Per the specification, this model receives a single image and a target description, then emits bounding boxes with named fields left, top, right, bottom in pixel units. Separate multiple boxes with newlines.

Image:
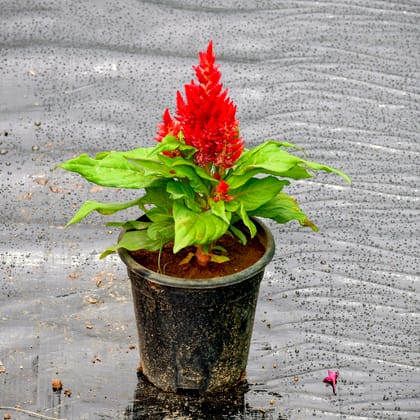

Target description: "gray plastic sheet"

left=1, top=0, right=419, bottom=419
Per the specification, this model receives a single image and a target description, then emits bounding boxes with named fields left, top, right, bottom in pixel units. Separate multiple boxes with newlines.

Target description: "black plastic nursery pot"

left=118, top=218, right=275, bottom=393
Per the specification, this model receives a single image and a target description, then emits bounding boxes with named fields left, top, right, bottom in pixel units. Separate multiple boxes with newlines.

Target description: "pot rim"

left=118, top=217, right=275, bottom=289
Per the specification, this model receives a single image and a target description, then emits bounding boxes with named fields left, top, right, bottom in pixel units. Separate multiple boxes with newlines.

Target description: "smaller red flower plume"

left=214, top=180, right=233, bottom=202
left=155, top=108, right=181, bottom=142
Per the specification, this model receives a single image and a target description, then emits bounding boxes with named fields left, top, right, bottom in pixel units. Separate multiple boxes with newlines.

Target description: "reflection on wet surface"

left=126, top=374, right=285, bottom=419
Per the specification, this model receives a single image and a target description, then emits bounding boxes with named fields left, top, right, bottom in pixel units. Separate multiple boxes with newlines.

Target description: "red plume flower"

left=156, top=41, right=244, bottom=170
left=214, top=180, right=234, bottom=202
left=155, top=108, right=181, bottom=142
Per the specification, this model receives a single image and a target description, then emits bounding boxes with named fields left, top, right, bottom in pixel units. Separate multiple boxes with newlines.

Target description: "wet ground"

left=0, top=0, right=419, bottom=419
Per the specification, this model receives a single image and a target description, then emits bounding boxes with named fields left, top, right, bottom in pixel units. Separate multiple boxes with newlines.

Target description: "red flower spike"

left=162, top=150, right=182, bottom=158
left=214, top=180, right=233, bottom=202
left=155, top=108, right=181, bottom=142
left=174, top=41, right=244, bottom=170
left=323, top=370, right=339, bottom=395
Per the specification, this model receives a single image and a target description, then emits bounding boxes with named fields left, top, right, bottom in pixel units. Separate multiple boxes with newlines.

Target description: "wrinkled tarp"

left=1, top=0, right=419, bottom=419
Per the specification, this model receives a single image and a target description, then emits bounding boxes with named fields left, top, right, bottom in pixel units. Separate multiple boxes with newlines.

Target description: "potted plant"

left=57, top=41, right=350, bottom=393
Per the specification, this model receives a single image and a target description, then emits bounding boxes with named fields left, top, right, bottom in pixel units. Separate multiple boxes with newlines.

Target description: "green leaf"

left=167, top=181, right=202, bottom=212
left=146, top=205, right=172, bottom=222
left=147, top=218, right=175, bottom=242
left=152, top=135, right=183, bottom=155
left=105, top=220, right=150, bottom=230
left=58, top=152, right=156, bottom=189
left=265, top=140, right=306, bottom=154
left=159, top=155, right=215, bottom=183
left=229, top=225, right=247, bottom=245
left=249, top=192, right=318, bottom=231
left=225, top=200, right=240, bottom=212
left=300, top=159, right=351, bottom=185
left=170, top=166, right=211, bottom=195
left=93, top=151, right=110, bottom=160
left=104, top=147, right=153, bottom=160
left=213, top=245, right=227, bottom=253
left=210, top=254, right=230, bottom=263
left=94, top=149, right=149, bottom=161
left=100, top=229, right=162, bottom=259
left=156, top=134, right=197, bottom=159
left=65, top=198, right=143, bottom=227
left=230, top=176, right=289, bottom=211
left=227, top=141, right=350, bottom=188
left=226, top=142, right=303, bottom=188
left=146, top=134, right=197, bottom=159
left=159, top=155, right=215, bottom=194
left=172, top=201, right=229, bottom=253
left=177, top=144, right=198, bottom=160
left=140, top=181, right=171, bottom=207
left=238, top=203, right=257, bottom=237
left=125, top=158, right=168, bottom=177
left=209, top=199, right=231, bottom=225
left=127, top=154, right=212, bottom=196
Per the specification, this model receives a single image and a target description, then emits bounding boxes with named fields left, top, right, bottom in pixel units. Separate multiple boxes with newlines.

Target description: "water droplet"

left=32, top=145, right=40, bottom=152
left=0, top=149, right=8, bottom=155
left=34, top=121, right=41, bottom=127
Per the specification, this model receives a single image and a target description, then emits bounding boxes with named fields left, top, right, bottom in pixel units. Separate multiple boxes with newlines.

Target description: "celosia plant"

left=58, top=41, right=350, bottom=267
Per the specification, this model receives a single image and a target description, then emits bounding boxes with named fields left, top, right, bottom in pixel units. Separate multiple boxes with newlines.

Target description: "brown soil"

left=129, top=229, right=265, bottom=279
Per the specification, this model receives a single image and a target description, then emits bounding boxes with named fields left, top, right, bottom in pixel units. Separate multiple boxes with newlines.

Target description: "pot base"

left=129, top=269, right=264, bottom=393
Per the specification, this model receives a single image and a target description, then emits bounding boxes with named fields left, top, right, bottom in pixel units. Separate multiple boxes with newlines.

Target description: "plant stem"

left=195, top=245, right=211, bottom=267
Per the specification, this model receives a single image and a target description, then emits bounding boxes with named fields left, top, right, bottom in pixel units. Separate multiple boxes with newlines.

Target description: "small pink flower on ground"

left=323, top=370, right=339, bottom=395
